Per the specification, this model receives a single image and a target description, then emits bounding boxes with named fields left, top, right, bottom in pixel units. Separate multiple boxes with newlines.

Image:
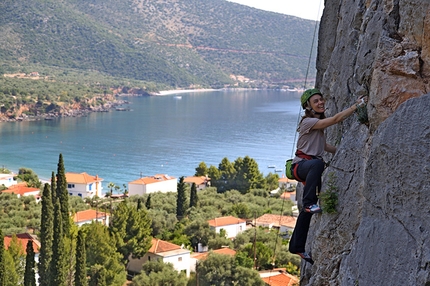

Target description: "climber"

left=288, top=88, right=367, bottom=264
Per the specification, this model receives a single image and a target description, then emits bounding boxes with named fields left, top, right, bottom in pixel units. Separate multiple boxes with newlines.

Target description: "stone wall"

left=300, top=0, right=430, bottom=284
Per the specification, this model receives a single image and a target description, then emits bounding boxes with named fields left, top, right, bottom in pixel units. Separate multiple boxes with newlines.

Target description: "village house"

left=0, top=173, right=17, bottom=188
left=65, top=172, right=103, bottom=198
left=2, top=183, right=41, bottom=201
left=254, top=214, right=297, bottom=234
left=189, top=247, right=236, bottom=272
left=128, top=174, right=176, bottom=196
left=183, top=176, right=211, bottom=191
left=73, top=209, right=110, bottom=227
left=278, top=177, right=297, bottom=191
left=127, top=238, right=190, bottom=278
left=259, top=269, right=299, bottom=286
left=280, top=191, right=296, bottom=203
left=207, top=216, right=246, bottom=239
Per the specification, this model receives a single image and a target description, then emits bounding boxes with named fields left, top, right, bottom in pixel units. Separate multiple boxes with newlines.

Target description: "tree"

left=89, top=265, right=107, bottom=286
left=195, top=162, right=208, bottom=176
left=109, top=202, right=152, bottom=263
left=51, top=201, right=67, bottom=285
left=24, top=240, right=36, bottom=286
left=56, top=154, right=70, bottom=235
left=131, top=260, right=188, bottom=286
left=50, top=171, right=56, bottom=202
left=197, top=253, right=264, bottom=286
left=217, top=157, right=236, bottom=192
left=0, top=229, right=5, bottom=286
left=176, top=176, right=187, bottom=220
left=136, top=198, right=143, bottom=210
left=7, top=235, right=25, bottom=284
left=145, top=194, right=152, bottom=209
left=75, top=230, right=88, bottom=286
left=14, top=168, right=42, bottom=188
left=189, top=183, right=198, bottom=208
left=38, top=183, right=54, bottom=285
left=82, top=223, right=126, bottom=286
left=184, top=219, right=215, bottom=250
left=233, top=156, right=265, bottom=193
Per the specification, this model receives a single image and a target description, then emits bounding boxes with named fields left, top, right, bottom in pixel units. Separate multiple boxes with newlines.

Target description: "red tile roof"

left=73, top=209, right=109, bottom=223
left=280, top=191, right=296, bottom=199
left=3, top=183, right=40, bottom=196
left=261, top=272, right=299, bottom=286
left=254, top=214, right=297, bottom=228
left=149, top=238, right=181, bottom=254
left=278, top=177, right=298, bottom=184
left=207, top=216, right=246, bottom=227
left=65, top=172, right=103, bottom=184
left=4, top=234, right=40, bottom=254
left=184, top=176, right=210, bottom=185
left=129, top=174, right=176, bottom=185
left=191, top=248, right=236, bottom=260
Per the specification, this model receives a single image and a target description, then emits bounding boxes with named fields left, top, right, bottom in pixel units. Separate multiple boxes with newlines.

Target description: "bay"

left=0, top=89, right=302, bottom=187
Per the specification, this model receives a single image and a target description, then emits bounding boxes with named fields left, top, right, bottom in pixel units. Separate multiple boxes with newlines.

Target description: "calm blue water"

left=0, top=89, right=301, bottom=187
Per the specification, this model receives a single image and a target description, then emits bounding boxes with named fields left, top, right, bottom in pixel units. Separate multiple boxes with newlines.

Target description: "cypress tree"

left=38, top=183, right=54, bottom=285
left=190, top=182, right=198, bottom=208
left=75, top=230, right=88, bottom=286
left=24, top=240, right=36, bottom=286
left=0, top=229, right=5, bottom=286
left=176, top=176, right=187, bottom=220
left=50, top=171, right=56, bottom=203
left=137, top=198, right=143, bottom=210
left=145, top=194, right=151, bottom=209
left=56, top=154, right=70, bottom=235
left=51, top=201, right=67, bottom=285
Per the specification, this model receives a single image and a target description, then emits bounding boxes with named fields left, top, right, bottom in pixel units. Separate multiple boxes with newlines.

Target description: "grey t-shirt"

left=292, top=117, right=326, bottom=164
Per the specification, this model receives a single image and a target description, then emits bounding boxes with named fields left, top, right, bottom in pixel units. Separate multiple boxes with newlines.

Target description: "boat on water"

left=275, top=169, right=283, bottom=172
left=267, top=165, right=276, bottom=168
left=173, top=95, right=182, bottom=99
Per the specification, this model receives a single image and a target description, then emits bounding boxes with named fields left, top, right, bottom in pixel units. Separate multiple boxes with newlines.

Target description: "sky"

left=226, top=0, right=324, bottom=21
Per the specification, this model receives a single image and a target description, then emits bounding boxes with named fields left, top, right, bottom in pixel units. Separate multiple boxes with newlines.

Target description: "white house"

left=128, top=174, right=177, bottom=196
left=207, top=216, right=246, bottom=239
left=183, top=176, right=211, bottom=191
left=73, top=209, right=110, bottom=227
left=65, top=172, right=103, bottom=198
left=0, top=173, right=16, bottom=188
left=127, top=238, right=190, bottom=278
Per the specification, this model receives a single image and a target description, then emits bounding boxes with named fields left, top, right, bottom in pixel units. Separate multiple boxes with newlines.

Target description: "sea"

left=0, top=89, right=302, bottom=188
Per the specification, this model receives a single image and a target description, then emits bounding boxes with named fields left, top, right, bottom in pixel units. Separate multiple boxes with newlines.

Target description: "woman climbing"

left=288, top=88, right=367, bottom=264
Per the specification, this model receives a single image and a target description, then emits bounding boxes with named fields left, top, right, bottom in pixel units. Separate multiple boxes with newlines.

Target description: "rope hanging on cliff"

left=289, top=8, right=321, bottom=159
left=270, top=1, right=324, bottom=271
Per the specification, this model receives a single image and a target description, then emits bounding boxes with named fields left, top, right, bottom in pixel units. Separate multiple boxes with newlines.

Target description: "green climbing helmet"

left=301, top=88, right=322, bottom=109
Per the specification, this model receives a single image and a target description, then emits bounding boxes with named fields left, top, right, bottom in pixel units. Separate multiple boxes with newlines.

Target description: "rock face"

left=300, top=0, right=430, bottom=285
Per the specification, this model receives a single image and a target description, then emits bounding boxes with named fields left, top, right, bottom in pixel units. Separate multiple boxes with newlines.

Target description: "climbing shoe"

left=296, top=252, right=314, bottom=265
left=305, top=204, right=322, bottom=214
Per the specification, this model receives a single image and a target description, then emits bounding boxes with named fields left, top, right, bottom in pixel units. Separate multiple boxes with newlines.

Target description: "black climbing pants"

left=289, top=158, right=325, bottom=254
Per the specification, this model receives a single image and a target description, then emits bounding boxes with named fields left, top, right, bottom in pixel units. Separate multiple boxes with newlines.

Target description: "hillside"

left=0, top=0, right=318, bottom=89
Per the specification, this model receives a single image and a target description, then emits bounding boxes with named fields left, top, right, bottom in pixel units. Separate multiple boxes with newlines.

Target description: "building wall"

left=127, top=252, right=190, bottom=277
left=67, top=182, right=102, bottom=198
left=145, top=179, right=177, bottom=194
left=213, top=222, right=246, bottom=238
left=129, top=179, right=177, bottom=196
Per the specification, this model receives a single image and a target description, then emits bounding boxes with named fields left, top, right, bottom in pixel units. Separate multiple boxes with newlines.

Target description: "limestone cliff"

left=299, top=0, right=430, bottom=285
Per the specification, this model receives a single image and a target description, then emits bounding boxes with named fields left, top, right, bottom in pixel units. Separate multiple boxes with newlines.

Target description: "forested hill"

left=0, top=0, right=318, bottom=89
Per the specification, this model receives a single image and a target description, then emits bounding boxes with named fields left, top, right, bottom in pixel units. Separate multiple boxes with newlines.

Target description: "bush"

left=319, top=172, right=338, bottom=214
